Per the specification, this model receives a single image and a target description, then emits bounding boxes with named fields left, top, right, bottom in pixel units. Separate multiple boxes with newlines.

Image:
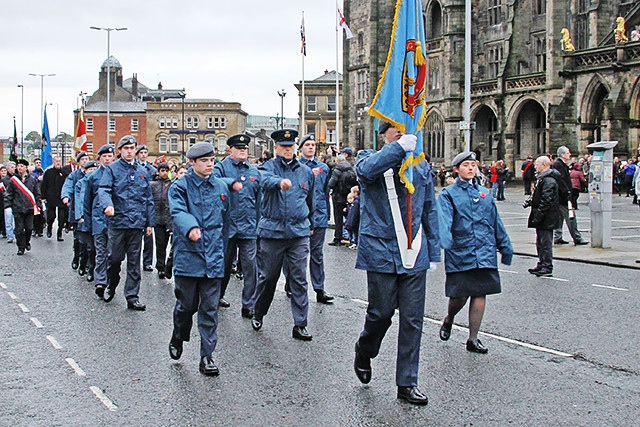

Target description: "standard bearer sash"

left=384, top=168, right=421, bottom=269
left=10, top=175, right=41, bottom=215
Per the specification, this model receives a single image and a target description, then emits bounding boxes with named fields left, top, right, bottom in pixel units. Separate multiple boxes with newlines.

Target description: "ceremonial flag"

left=337, top=6, right=354, bottom=39
left=41, top=106, right=53, bottom=169
left=74, top=107, right=88, bottom=152
left=300, top=14, right=307, bottom=56
left=368, top=0, right=427, bottom=194
left=10, top=117, right=18, bottom=163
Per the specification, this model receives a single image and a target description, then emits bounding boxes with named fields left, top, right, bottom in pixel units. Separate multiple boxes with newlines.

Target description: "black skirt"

left=445, top=268, right=501, bottom=298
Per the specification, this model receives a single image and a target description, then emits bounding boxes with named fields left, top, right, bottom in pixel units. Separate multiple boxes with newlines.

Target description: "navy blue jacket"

left=213, top=156, right=261, bottom=239
left=61, top=169, right=86, bottom=223
left=98, top=158, right=155, bottom=230
left=257, top=156, right=314, bottom=239
left=84, top=166, right=108, bottom=235
left=355, top=142, right=440, bottom=274
left=299, top=156, right=330, bottom=229
left=169, top=169, right=230, bottom=278
left=74, top=176, right=92, bottom=233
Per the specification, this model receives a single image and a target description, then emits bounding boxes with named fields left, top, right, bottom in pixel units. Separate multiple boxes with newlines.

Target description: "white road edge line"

left=46, top=335, right=62, bottom=349
left=0, top=282, right=7, bottom=289
left=30, top=317, right=44, bottom=328
left=66, top=358, right=87, bottom=376
left=539, top=276, right=569, bottom=282
left=90, top=386, right=118, bottom=411
left=592, top=284, right=629, bottom=292
left=18, top=303, right=30, bottom=313
left=7, top=292, right=18, bottom=300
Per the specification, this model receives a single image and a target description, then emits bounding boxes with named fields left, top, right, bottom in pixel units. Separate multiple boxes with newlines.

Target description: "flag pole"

left=335, top=0, right=340, bottom=151
left=301, top=11, right=306, bottom=136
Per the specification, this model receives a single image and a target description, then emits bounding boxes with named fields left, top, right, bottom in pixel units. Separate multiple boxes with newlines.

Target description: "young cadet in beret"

left=6, top=159, right=41, bottom=255
left=61, top=151, right=91, bottom=268
left=168, top=141, right=241, bottom=376
left=136, top=144, right=157, bottom=272
left=98, top=135, right=155, bottom=311
left=74, top=161, right=99, bottom=281
left=437, top=151, right=513, bottom=354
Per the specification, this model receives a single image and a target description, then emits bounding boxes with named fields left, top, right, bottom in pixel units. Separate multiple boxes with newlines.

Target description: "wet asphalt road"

left=1, top=195, right=639, bottom=426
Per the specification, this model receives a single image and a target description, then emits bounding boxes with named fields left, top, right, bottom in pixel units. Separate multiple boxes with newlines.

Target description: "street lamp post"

left=28, top=73, right=56, bottom=132
left=277, top=89, right=286, bottom=129
left=90, top=26, right=128, bottom=146
left=17, top=84, right=24, bottom=158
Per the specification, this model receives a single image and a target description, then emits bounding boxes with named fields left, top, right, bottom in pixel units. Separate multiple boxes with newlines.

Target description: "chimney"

left=158, top=82, right=163, bottom=90
left=132, top=73, right=139, bottom=98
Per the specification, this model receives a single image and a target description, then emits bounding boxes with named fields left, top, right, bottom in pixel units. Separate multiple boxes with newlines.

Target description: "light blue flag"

left=41, top=106, right=53, bottom=169
left=368, top=0, right=427, bottom=194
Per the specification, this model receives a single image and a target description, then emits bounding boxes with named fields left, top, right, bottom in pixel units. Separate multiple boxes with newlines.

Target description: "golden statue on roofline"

left=561, top=28, right=575, bottom=52
left=615, top=17, right=629, bottom=43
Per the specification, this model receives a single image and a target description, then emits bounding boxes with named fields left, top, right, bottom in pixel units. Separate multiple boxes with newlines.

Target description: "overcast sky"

left=0, top=0, right=350, bottom=138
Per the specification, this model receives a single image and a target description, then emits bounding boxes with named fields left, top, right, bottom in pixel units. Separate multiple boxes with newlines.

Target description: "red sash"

left=10, top=175, right=41, bottom=215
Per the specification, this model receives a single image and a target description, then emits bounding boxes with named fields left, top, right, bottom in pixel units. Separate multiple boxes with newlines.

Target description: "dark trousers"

left=153, top=225, right=171, bottom=273
left=254, top=237, right=310, bottom=327
left=554, top=205, right=583, bottom=243
left=221, top=237, right=258, bottom=309
left=535, top=228, right=554, bottom=271
left=77, top=231, right=95, bottom=274
left=33, top=204, right=45, bottom=234
left=93, top=232, right=109, bottom=286
left=107, top=228, right=143, bottom=302
left=332, top=199, right=347, bottom=241
left=13, top=211, right=34, bottom=250
left=172, top=276, right=221, bottom=359
left=357, top=270, right=427, bottom=387
left=284, top=228, right=326, bottom=291
left=143, top=230, right=154, bottom=267
left=46, top=205, right=68, bottom=235
left=524, top=178, right=533, bottom=195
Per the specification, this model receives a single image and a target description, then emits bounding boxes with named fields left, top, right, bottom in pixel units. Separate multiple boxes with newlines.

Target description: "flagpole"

left=335, top=1, right=340, bottom=151
left=301, top=11, right=306, bottom=136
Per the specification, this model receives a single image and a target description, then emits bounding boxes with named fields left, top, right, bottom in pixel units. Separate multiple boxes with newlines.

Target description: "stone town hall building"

left=342, top=0, right=640, bottom=170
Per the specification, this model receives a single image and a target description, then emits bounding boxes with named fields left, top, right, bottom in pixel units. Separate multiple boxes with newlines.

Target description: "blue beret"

left=136, top=144, right=148, bottom=154
left=227, top=134, right=251, bottom=149
left=271, top=128, right=298, bottom=145
left=84, top=160, right=99, bottom=169
left=452, top=151, right=476, bottom=167
left=186, top=142, right=215, bottom=159
left=76, top=151, right=89, bottom=163
left=118, top=135, right=137, bottom=149
left=97, top=144, right=115, bottom=157
left=340, top=147, right=353, bottom=156
left=299, top=134, right=315, bottom=145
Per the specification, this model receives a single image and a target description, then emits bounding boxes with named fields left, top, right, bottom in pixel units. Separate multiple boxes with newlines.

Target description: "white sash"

left=10, top=175, right=40, bottom=215
left=383, top=168, right=422, bottom=269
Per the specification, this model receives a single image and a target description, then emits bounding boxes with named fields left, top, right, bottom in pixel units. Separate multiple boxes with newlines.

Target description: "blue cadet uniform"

left=213, top=134, right=261, bottom=318
left=74, top=161, right=99, bottom=281
left=136, top=144, right=157, bottom=270
left=251, top=129, right=316, bottom=341
left=353, top=124, right=440, bottom=401
left=98, top=136, right=155, bottom=310
left=168, top=141, right=231, bottom=376
left=84, top=144, right=115, bottom=298
left=61, top=152, right=90, bottom=268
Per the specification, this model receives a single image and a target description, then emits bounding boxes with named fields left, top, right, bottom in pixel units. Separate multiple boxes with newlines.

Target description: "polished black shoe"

left=574, top=240, right=589, bottom=246
left=46, top=229, right=52, bottom=238
left=165, top=269, right=173, bottom=279
left=95, top=285, right=105, bottom=299
left=57, top=236, right=64, bottom=242
left=439, top=317, right=452, bottom=341
left=127, top=300, right=146, bottom=311
left=199, top=357, right=219, bottom=376
left=397, top=386, right=429, bottom=405
left=532, top=269, right=553, bottom=277
left=169, top=338, right=183, bottom=360
left=71, top=260, right=79, bottom=270
left=143, top=265, right=153, bottom=272
left=86, top=272, right=94, bottom=282
left=235, top=272, right=243, bottom=280
left=316, top=290, right=334, bottom=304
left=554, top=239, right=569, bottom=245
left=292, top=325, right=312, bottom=341
left=16, top=249, right=24, bottom=256
left=466, top=339, right=488, bottom=354
left=218, top=298, right=230, bottom=308
left=354, top=342, right=371, bottom=384
left=528, top=267, right=542, bottom=274
left=78, top=268, right=86, bottom=276
left=241, top=307, right=254, bottom=319
left=251, top=316, right=263, bottom=331
left=25, top=243, right=31, bottom=251
left=103, top=286, right=116, bottom=303
left=284, top=282, right=291, bottom=297
left=158, top=271, right=165, bottom=279
left=328, top=239, right=341, bottom=246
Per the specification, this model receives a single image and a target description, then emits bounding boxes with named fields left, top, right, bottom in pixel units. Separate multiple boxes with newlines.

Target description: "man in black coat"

left=41, top=156, right=69, bottom=239
left=552, top=146, right=589, bottom=245
left=525, top=156, right=562, bottom=277
left=327, top=154, right=356, bottom=246
left=6, top=159, right=41, bottom=255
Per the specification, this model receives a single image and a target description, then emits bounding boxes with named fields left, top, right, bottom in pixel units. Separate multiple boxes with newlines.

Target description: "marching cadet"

left=149, top=162, right=173, bottom=279
left=61, top=152, right=90, bottom=267
left=98, top=136, right=155, bottom=311
left=213, top=133, right=261, bottom=318
left=83, top=144, right=115, bottom=297
left=74, top=161, right=99, bottom=281
left=168, top=142, right=240, bottom=376
left=251, top=129, right=315, bottom=341
left=136, top=144, right=157, bottom=272
left=6, top=159, right=41, bottom=255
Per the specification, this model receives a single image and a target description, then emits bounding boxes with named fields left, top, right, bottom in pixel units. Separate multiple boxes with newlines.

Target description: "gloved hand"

left=397, top=134, right=417, bottom=152
left=428, top=262, right=438, bottom=273
left=501, top=253, right=513, bottom=266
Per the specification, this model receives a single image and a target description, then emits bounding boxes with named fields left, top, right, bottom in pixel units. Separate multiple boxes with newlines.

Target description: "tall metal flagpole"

left=301, top=11, right=306, bottom=135
left=463, top=0, right=471, bottom=151
left=335, top=1, right=341, bottom=151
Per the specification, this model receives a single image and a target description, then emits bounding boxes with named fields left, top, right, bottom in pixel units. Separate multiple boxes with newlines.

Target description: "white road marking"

left=498, top=269, right=519, bottom=274
left=17, top=303, right=30, bottom=313
left=30, top=317, right=44, bottom=328
left=351, top=298, right=368, bottom=305
left=65, top=358, right=86, bottom=376
left=7, top=292, right=18, bottom=300
left=46, top=335, right=62, bottom=349
left=538, top=276, right=569, bottom=282
left=591, top=284, right=629, bottom=292
left=90, top=386, right=118, bottom=411
left=0, top=282, right=6, bottom=289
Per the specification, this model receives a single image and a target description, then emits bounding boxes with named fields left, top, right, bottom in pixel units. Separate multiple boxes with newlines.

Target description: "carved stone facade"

left=343, top=0, right=640, bottom=171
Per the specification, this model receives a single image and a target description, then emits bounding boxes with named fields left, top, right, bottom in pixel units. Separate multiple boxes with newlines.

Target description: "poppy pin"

left=221, top=194, right=225, bottom=201
left=141, top=174, right=145, bottom=180
left=301, top=183, right=306, bottom=190
left=480, top=192, right=486, bottom=198
left=250, top=176, right=256, bottom=182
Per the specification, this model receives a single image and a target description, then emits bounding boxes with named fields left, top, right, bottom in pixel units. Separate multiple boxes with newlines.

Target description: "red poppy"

left=480, top=192, right=486, bottom=198
left=221, top=194, right=225, bottom=201
left=301, top=183, right=307, bottom=189
left=250, top=176, right=256, bottom=182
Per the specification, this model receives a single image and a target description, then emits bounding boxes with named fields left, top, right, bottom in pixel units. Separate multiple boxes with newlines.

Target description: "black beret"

left=299, top=134, right=315, bottom=145
left=271, top=128, right=298, bottom=146
left=76, top=152, right=89, bottom=163
left=84, top=160, right=99, bottom=170
left=17, top=159, right=29, bottom=166
left=186, top=142, right=215, bottom=159
left=227, top=134, right=251, bottom=149
left=452, top=151, right=477, bottom=167
left=118, top=135, right=137, bottom=149
left=156, top=162, right=170, bottom=170
left=378, top=121, right=392, bottom=134
left=136, top=144, right=148, bottom=154
left=97, top=144, right=115, bottom=157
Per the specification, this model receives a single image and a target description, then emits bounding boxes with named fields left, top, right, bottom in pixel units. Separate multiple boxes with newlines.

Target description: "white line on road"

left=0, top=282, right=6, bottom=289
left=90, top=386, right=118, bottom=411
left=17, top=303, right=30, bottom=313
left=592, top=284, right=629, bottom=292
left=30, top=317, right=44, bottom=328
left=498, top=269, right=519, bottom=274
left=538, top=276, right=569, bottom=282
left=65, top=358, right=86, bottom=376
left=7, top=292, right=18, bottom=300
left=46, top=335, right=62, bottom=350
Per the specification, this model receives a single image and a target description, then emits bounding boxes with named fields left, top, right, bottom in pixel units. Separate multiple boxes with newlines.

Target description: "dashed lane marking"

left=90, top=386, right=118, bottom=411
left=0, top=282, right=6, bottom=289
left=17, top=303, right=30, bottom=313
left=498, top=269, right=519, bottom=274
left=65, top=358, right=86, bottom=376
left=30, top=317, right=44, bottom=328
left=538, top=276, right=569, bottom=282
left=7, top=292, right=18, bottom=300
left=592, top=284, right=629, bottom=292
left=46, top=335, right=62, bottom=350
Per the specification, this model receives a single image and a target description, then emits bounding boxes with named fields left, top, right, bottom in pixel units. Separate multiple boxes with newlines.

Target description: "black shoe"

left=292, top=325, right=312, bottom=341
left=528, top=267, right=542, bottom=274
left=574, top=240, right=589, bottom=246
left=316, top=290, right=334, bottom=304
left=235, top=272, right=244, bottom=280
left=554, top=239, right=569, bottom=245
left=199, top=357, right=219, bottom=376
left=284, top=283, right=291, bottom=298
left=165, top=269, right=172, bottom=279
left=354, top=342, right=371, bottom=384
left=251, top=316, right=263, bottom=331
left=439, top=317, right=452, bottom=341
left=16, top=249, right=24, bottom=256
left=95, top=285, right=105, bottom=299
left=532, top=269, right=553, bottom=277
left=158, top=272, right=166, bottom=279
left=86, top=272, right=94, bottom=282
left=127, top=300, right=146, bottom=311
left=466, top=339, right=488, bottom=354
left=143, top=265, right=153, bottom=272
left=103, top=286, right=116, bottom=303
left=71, top=259, right=79, bottom=270
left=397, top=386, right=429, bottom=405
left=46, top=229, right=52, bottom=238
left=169, top=338, right=183, bottom=360
left=78, top=268, right=86, bottom=277
left=25, top=243, right=31, bottom=251
left=57, top=237, right=64, bottom=242
left=218, top=298, right=230, bottom=308
left=241, top=307, right=254, bottom=319
left=328, top=239, right=341, bottom=246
